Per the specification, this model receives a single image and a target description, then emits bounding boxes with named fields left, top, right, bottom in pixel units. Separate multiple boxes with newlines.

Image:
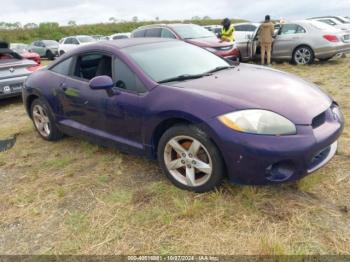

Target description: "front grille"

left=312, top=111, right=326, bottom=129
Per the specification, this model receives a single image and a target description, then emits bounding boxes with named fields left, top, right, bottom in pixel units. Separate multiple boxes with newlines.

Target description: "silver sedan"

left=1, top=43, right=37, bottom=99
left=237, top=20, right=350, bottom=64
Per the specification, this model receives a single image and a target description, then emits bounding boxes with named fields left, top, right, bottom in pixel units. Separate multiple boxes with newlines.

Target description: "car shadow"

left=0, top=96, right=22, bottom=108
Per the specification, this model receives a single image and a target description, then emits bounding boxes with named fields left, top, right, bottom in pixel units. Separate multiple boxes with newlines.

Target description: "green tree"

left=68, top=20, right=77, bottom=27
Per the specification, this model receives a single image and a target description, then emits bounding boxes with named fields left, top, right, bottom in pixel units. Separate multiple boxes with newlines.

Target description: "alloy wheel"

left=294, top=47, right=312, bottom=65
left=32, top=104, right=51, bottom=138
left=163, top=136, right=213, bottom=187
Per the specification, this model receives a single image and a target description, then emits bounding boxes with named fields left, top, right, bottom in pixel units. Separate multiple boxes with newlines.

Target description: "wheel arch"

left=150, top=115, right=228, bottom=176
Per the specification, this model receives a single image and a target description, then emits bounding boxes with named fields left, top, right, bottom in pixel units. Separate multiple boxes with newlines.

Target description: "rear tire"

left=30, top=98, right=63, bottom=141
left=292, top=46, right=314, bottom=65
left=157, top=124, right=224, bottom=192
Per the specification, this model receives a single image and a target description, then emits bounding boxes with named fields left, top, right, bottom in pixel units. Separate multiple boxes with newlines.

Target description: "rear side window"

left=114, top=58, right=146, bottom=93
left=145, top=28, right=162, bottom=37
left=133, top=30, right=146, bottom=38
left=161, top=28, right=176, bottom=39
left=280, top=24, right=306, bottom=35
left=234, top=25, right=244, bottom=31
left=74, top=53, right=112, bottom=80
left=50, top=57, right=73, bottom=76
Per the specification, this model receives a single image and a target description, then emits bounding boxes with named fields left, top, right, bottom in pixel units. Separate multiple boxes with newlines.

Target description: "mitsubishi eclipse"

left=22, top=38, right=344, bottom=192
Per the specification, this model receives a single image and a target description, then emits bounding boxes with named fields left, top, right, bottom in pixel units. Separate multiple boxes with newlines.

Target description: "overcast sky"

left=1, top=0, right=350, bottom=25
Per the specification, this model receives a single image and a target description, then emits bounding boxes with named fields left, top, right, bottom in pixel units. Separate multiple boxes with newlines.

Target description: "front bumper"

left=208, top=105, right=344, bottom=185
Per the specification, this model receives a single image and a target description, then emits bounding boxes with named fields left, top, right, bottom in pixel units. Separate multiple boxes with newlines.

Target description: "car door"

left=272, top=24, right=306, bottom=58
left=30, top=41, right=43, bottom=56
left=57, top=52, right=111, bottom=129
left=58, top=51, right=146, bottom=151
left=101, top=57, right=147, bottom=147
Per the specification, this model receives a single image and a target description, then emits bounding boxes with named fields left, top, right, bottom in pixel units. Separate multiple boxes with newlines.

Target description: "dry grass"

left=0, top=57, right=350, bottom=255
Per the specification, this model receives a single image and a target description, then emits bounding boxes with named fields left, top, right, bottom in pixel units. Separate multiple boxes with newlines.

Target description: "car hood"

left=186, top=37, right=232, bottom=48
left=170, top=64, right=332, bottom=125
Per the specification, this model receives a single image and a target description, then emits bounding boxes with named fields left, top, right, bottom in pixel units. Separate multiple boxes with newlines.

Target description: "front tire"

left=292, top=46, right=314, bottom=65
left=157, top=124, right=224, bottom=192
left=31, top=99, right=63, bottom=141
left=46, top=50, right=55, bottom=60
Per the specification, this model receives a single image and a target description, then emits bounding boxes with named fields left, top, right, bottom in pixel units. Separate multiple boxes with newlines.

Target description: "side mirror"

left=89, top=75, right=114, bottom=90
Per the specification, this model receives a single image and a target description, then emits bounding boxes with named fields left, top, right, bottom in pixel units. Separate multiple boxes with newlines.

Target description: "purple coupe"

left=22, top=38, right=344, bottom=192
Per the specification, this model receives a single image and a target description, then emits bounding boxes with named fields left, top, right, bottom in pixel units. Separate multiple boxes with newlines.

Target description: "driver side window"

left=114, top=58, right=147, bottom=93
left=74, top=53, right=112, bottom=81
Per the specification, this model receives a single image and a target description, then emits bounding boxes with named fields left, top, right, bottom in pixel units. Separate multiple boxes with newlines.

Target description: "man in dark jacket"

left=258, top=15, right=274, bottom=65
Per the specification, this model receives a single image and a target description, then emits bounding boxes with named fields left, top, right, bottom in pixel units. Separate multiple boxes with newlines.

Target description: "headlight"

left=204, top=47, right=216, bottom=52
left=218, top=110, right=296, bottom=135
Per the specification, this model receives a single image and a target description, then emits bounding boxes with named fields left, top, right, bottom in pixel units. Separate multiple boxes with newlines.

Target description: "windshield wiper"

left=206, top=65, right=234, bottom=74
left=158, top=73, right=208, bottom=84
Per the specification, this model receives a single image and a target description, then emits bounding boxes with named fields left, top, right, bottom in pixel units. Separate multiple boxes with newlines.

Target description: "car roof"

left=135, top=23, right=197, bottom=30
left=100, top=38, right=178, bottom=49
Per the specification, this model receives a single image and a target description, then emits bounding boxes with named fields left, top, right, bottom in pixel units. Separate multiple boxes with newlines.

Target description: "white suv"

left=58, top=35, right=96, bottom=56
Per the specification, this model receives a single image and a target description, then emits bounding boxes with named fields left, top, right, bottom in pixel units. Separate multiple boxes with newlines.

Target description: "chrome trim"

left=308, top=141, right=338, bottom=173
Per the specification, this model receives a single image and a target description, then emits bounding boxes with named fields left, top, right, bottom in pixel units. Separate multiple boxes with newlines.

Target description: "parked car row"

left=203, top=17, right=350, bottom=64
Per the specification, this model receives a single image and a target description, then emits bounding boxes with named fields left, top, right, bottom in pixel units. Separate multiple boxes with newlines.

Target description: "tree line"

left=0, top=18, right=245, bottom=44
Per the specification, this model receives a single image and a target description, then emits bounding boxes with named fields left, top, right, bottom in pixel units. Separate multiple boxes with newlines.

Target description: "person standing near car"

left=258, top=15, right=274, bottom=65
left=220, top=18, right=235, bottom=43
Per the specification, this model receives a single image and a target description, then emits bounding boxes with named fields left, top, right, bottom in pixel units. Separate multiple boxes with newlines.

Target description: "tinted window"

left=64, top=38, right=72, bottom=44
left=71, top=38, right=80, bottom=45
left=113, top=35, right=128, bottom=40
left=234, top=25, right=245, bottom=31
left=161, top=28, right=176, bottom=39
left=51, top=57, right=73, bottom=76
left=77, top=36, right=95, bottom=43
left=74, top=53, right=112, bottom=80
left=280, top=24, right=306, bottom=35
left=145, top=28, right=162, bottom=37
left=133, top=30, right=146, bottom=38
left=246, top=25, right=258, bottom=31
left=114, top=58, right=146, bottom=93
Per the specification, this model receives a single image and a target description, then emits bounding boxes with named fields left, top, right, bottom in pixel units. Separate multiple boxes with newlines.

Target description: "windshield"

left=77, top=36, right=96, bottom=43
left=42, top=40, right=59, bottom=47
left=171, top=24, right=216, bottom=39
left=124, top=41, right=229, bottom=83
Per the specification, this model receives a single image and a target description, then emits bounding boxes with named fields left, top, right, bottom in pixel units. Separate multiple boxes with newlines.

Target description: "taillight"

left=27, top=65, right=42, bottom=72
left=323, top=35, right=339, bottom=42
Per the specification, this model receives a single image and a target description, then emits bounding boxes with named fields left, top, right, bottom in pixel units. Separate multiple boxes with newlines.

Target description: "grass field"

left=0, top=57, right=349, bottom=255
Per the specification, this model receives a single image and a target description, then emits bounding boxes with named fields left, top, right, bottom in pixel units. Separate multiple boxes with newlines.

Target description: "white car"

left=58, top=35, right=96, bottom=56
left=233, top=23, right=261, bottom=42
left=308, top=17, right=350, bottom=31
left=108, top=33, right=131, bottom=40
left=203, top=25, right=222, bottom=37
